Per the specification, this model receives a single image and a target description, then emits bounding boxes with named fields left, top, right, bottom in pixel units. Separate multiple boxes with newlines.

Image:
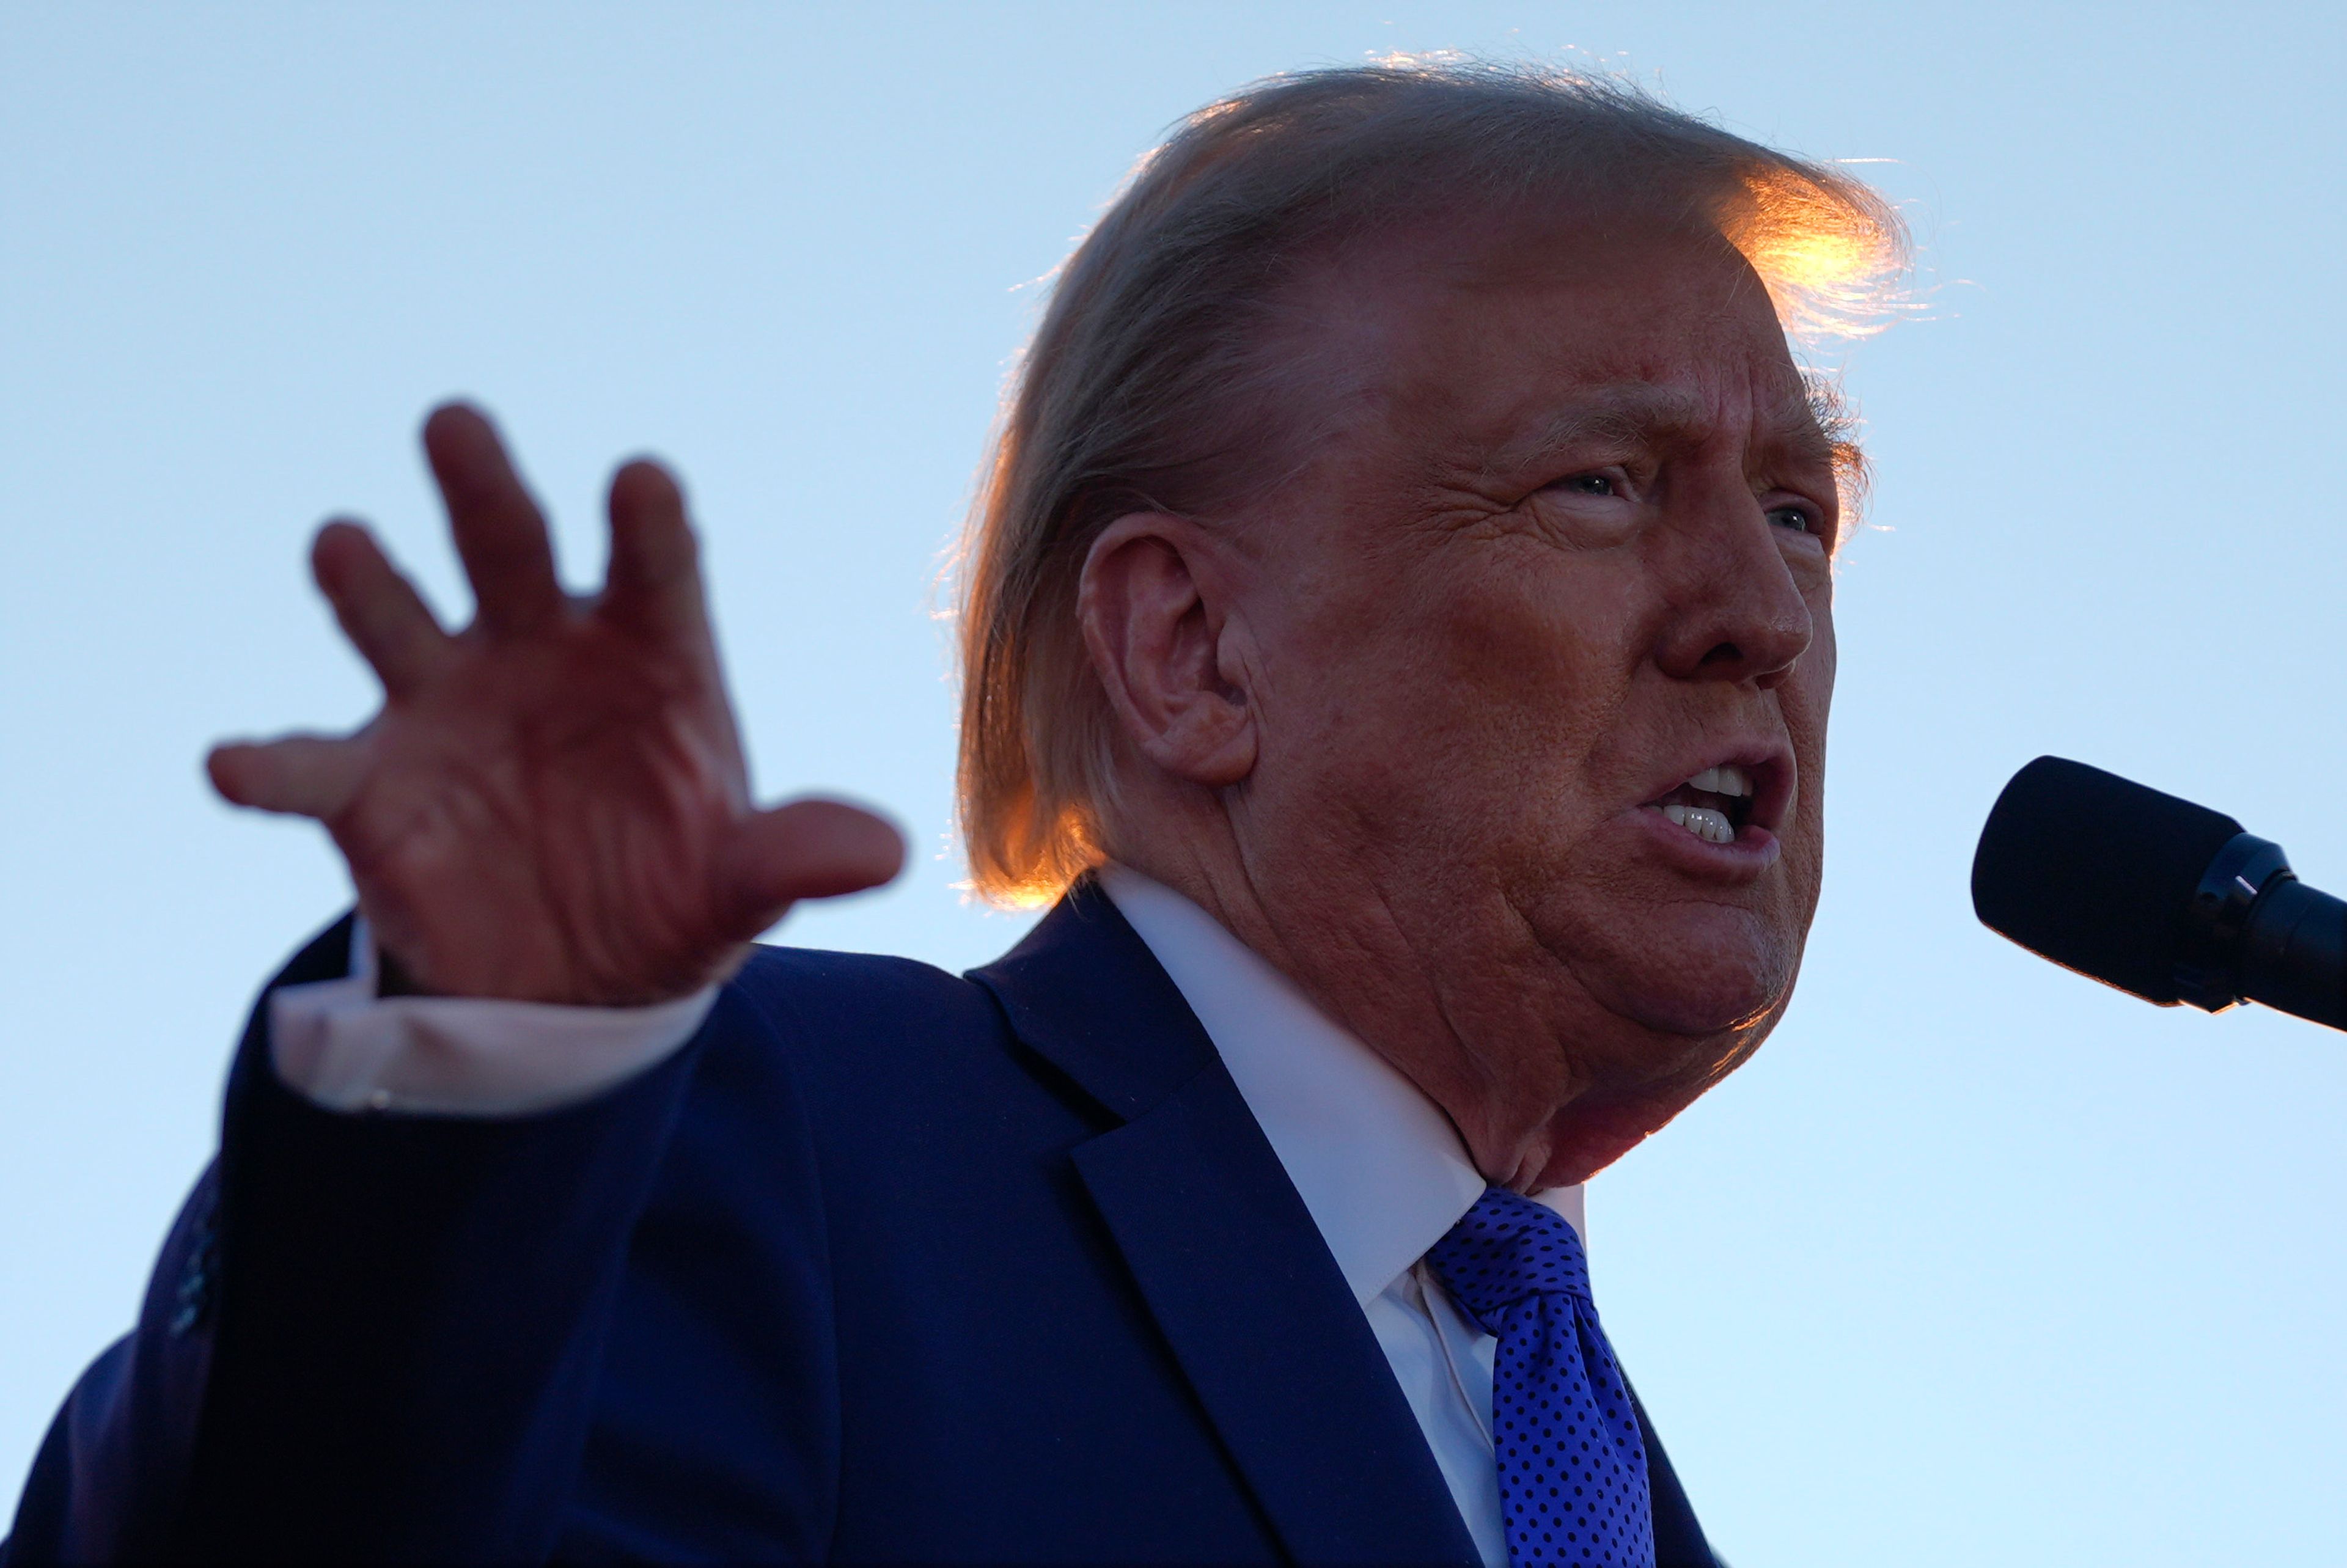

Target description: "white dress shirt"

left=270, top=924, right=720, bottom=1116
left=270, top=872, right=1589, bottom=1566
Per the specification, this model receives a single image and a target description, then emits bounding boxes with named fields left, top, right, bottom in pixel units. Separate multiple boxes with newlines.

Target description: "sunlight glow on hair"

left=1728, top=167, right=1913, bottom=344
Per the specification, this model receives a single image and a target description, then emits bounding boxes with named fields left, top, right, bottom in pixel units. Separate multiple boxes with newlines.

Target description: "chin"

left=1582, top=915, right=1794, bottom=1040
left=1615, top=972, right=1781, bottom=1037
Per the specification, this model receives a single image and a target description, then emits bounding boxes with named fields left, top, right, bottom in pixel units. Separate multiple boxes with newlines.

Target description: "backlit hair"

left=955, top=58, right=1907, bottom=906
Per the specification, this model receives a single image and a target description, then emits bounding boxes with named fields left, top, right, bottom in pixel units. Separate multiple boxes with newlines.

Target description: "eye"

left=1766, top=503, right=1815, bottom=534
left=1552, top=472, right=1619, bottom=497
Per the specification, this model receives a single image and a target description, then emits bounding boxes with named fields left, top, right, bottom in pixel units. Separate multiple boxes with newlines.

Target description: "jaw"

left=1519, top=1075, right=1722, bottom=1187
left=1442, top=884, right=1806, bottom=1188
left=1368, top=881, right=1797, bottom=1191
left=1221, top=791, right=1814, bottom=1178
left=1490, top=945, right=1795, bottom=1189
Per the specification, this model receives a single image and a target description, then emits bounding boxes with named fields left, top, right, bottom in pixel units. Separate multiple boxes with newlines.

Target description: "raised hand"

left=207, top=403, right=905, bottom=1006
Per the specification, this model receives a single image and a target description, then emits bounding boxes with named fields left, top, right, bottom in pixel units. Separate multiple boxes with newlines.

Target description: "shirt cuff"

left=268, top=917, right=721, bottom=1117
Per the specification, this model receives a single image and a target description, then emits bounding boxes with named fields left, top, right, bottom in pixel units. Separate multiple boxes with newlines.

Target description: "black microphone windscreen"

left=1971, top=757, right=2244, bottom=1004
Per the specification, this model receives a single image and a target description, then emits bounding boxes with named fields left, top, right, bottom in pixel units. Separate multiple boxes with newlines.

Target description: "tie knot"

left=1425, top=1186, right=1592, bottom=1335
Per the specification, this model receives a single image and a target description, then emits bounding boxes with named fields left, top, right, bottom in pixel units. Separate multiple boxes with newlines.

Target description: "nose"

left=1648, top=496, right=1814, bottom=689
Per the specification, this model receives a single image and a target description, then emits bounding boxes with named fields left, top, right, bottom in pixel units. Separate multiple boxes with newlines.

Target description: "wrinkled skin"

left=1080, top=217, right=1842, bottom=1190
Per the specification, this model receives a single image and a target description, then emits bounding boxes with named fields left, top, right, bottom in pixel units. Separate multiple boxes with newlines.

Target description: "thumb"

left=719, top=796, right=906, bottom=937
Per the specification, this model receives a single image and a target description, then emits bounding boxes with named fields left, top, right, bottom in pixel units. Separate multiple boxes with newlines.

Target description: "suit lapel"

left=1073, top=1064, right=1479, bottom=1565
left=972, top=884, right=1478, bottom=1566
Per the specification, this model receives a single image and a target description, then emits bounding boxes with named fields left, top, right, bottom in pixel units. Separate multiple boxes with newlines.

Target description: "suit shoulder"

left=722, top=942, right=1003, bottom=1045
left=699, top=942, right=1074, bottom=1148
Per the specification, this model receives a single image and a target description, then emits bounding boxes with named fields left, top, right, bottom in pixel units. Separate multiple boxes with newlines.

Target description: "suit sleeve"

left=4, top=915, right=716, bottom=1564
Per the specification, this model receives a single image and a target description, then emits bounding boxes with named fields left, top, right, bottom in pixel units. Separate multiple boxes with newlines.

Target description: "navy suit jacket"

left=6, top=882, right=1717, bottom=1564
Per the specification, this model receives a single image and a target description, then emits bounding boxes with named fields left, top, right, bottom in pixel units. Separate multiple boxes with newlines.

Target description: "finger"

left=601, top=459, right=710, bottom=642
left=206, top=733, right=369, bottom=820
left=718, top=797, right=907, bottom=937
left=311, top=520, right=452, bottom=698
left=421, top=401, right=564, bottom=636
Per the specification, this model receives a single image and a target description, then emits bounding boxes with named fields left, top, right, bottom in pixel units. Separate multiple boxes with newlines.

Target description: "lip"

left=1620, top=744, right=1797, bottom=881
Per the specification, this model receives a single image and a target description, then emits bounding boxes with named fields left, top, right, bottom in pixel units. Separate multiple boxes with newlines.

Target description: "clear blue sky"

left=4, top=3, right=2342, bottom=1560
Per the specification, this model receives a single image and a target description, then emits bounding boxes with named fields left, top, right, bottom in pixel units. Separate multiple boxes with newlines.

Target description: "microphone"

left=1972, top=756, right=2347, bottom=1031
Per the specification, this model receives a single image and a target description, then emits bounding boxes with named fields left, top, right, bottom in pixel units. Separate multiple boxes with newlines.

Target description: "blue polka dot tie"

left=1427, top=1187, right=1655, bottom=1568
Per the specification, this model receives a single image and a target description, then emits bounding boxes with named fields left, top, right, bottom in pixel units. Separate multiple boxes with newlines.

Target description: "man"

left=6, top=60, right=1899, bottom=1565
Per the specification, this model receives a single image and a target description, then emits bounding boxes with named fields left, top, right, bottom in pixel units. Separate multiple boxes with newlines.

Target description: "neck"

left=1107, top=817, right=1643, bottom=1192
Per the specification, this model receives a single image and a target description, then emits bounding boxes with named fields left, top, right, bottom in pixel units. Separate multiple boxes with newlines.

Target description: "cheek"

left=1252, top=546, right=1651, bottom=857
left=1806, top=593, right=1838, bottom=714
left=1416, top=552, right=1643, bottom=735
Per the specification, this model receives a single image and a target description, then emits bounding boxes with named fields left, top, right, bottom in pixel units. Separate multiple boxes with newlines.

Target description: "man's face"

left=1222, top=216, right=1841, bottom=1185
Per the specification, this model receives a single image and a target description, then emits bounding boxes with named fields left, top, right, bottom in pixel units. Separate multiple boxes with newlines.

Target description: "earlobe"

left=1078, top=515, right=1258, bottom=789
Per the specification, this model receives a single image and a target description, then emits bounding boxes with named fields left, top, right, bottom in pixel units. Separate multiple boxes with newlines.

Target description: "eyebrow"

left=1498, top=380, right=1838, bottom=475
left=1512, top=384, right=1707, bottom=461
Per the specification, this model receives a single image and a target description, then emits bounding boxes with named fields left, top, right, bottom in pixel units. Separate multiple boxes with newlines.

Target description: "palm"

left=208, top=405, right=903, bottom=1005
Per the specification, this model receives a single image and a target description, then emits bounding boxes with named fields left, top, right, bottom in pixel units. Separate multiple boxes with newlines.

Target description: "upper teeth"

left=1686, top=764, right=1753, bottom=797
left=1656, top=764, right=1753, bottom=846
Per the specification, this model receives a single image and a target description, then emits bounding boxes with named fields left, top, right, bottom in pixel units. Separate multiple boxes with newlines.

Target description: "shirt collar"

left=1098, top=864, right=1584, bottom=1306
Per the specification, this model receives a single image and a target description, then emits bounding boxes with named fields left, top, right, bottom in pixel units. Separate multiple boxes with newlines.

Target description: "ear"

left=1077, top=513, right=1257, bottom=789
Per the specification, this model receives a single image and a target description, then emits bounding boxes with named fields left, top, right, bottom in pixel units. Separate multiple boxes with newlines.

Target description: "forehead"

left=1289, top=213, right=1815, bottom=454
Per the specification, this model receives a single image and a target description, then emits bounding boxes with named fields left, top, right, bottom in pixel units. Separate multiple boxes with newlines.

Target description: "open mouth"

left=1648, top=763, right=1757, bottom=846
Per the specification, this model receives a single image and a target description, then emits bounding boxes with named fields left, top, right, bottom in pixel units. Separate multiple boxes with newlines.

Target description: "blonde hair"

left=955, top=59, right=1906, bottom=906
